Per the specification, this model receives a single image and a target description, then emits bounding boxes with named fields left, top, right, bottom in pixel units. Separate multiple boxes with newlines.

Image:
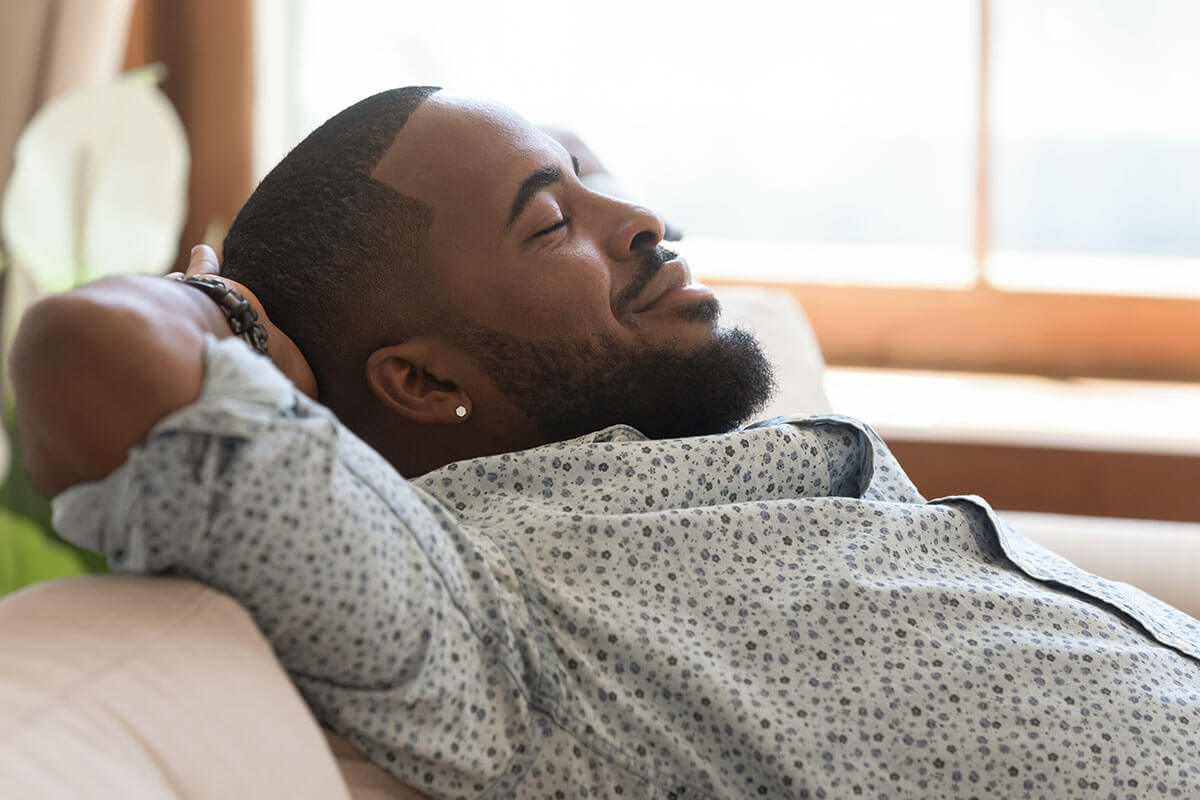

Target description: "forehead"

left=370, top=95, right=561, bottom=235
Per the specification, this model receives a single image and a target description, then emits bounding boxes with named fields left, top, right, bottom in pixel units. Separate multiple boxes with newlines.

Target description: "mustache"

left=613, top=245, right=679, bottom=316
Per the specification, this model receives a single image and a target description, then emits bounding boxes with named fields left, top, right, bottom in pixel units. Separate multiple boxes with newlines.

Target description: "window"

left=257, top=0, right=1200, bottom=380
left=990, top=0, right=1200, bottom=297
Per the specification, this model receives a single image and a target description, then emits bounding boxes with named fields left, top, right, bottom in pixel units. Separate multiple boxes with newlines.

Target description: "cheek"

left=479, top=251, right=617, bottom=337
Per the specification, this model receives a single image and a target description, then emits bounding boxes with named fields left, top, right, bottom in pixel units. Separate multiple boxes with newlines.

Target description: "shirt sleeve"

left=51, top=335, right=512, bottom=690
left=53, top=336, right=536, bottom=787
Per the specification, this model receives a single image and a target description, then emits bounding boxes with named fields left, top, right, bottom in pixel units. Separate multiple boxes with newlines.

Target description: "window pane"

left=991, top=0, right=1200, bottom=259
left=284, top=0, right=976, bottom=285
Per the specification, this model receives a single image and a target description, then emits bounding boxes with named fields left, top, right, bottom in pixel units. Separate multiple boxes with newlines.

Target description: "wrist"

left=178, top=276, right=269, bottom=357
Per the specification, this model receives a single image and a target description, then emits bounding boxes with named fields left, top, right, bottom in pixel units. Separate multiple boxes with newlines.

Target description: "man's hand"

left=170, top=245, right=317, bottom=400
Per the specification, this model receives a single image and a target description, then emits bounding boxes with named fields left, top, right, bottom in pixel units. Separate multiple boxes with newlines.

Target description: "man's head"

left=223, top=88, right=775, bottom=473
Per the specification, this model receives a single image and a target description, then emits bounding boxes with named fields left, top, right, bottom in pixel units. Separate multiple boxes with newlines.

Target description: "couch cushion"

left=0, top=575, right=352, bottom=800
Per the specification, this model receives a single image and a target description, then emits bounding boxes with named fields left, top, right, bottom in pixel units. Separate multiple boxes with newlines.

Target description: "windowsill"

left=817, top=368, right=1200, bottom=520
left=687, top=237, right=1200, bottom=298
left=824, top=366, right=1200, bottom=456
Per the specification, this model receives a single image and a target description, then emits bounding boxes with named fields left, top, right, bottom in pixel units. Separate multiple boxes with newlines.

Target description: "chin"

left=674, top=296, right=721, bottom=324
left=648, top=297, right=723, bottom=350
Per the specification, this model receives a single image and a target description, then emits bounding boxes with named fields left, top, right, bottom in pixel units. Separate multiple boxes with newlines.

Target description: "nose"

left=602, top=198, right=666, bottom=261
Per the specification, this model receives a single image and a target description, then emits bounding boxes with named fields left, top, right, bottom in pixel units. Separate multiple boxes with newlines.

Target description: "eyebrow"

left=507, top=165, right=562, bottom=228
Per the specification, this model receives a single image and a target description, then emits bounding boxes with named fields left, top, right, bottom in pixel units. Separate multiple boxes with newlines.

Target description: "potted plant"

left=0, top=65, right=188, bottom=596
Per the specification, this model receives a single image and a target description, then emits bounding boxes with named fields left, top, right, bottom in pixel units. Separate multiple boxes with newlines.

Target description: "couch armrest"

left=0, top=575, right=352, bottom=799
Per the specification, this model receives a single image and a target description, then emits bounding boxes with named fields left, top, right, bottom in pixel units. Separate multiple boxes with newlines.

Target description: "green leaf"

left=0, top=408, right=107, bottom=579
left=0, top=508, right=90, bottom=596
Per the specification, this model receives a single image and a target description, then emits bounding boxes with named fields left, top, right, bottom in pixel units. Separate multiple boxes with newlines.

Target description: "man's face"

left=372, top=94, right=774, bottom=441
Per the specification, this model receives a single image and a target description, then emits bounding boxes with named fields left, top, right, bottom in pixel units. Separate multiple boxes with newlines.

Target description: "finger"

left=187, top=244, right=220, bottom=276
left=165, top=271, right=184, bottom=281
left=186, top=244, right=221, bottom=278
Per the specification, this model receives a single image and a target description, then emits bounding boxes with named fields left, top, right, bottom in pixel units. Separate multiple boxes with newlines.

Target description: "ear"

left=365, top=342, right=471, bottom=424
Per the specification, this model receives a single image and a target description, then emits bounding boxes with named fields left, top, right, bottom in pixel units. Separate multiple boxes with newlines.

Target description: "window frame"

left=705, top=279, right=1200, bottom=382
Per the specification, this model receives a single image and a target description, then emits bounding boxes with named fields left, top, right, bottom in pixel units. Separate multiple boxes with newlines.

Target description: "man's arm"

left=11, top=274, right=228, bottom=497
left=17, top=251, right=530, bottom=789
left=9, top=245, right=315, bottom=498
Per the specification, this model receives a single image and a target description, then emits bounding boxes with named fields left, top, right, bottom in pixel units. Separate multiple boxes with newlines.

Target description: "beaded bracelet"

left=180, top=275, right=270, bottom=357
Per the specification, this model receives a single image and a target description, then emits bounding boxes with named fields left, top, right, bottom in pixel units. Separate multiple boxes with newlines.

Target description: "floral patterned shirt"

left=54, top=336, right=1200, bottom=799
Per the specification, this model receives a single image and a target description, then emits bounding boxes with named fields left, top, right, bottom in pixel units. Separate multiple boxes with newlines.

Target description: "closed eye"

left=532, top=215, right=571, bottom=239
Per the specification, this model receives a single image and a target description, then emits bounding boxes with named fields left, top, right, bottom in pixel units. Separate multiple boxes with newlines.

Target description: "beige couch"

left=0, top=574, right=421, bottom=800
left=2, top=287, right=1198, bottom=798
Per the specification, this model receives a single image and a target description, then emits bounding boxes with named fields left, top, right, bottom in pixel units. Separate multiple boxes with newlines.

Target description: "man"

left=12, top=87, right=1200, bottom=799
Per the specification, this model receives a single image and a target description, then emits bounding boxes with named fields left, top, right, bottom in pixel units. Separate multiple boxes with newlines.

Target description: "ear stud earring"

left=455, top=405, right=468, bottom=418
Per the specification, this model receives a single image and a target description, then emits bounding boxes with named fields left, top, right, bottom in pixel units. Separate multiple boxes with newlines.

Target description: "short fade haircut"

left=222, top=86, right=441, bottom=403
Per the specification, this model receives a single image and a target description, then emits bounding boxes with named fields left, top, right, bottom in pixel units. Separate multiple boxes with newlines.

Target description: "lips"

left=628, top=258, right=693, bottom=314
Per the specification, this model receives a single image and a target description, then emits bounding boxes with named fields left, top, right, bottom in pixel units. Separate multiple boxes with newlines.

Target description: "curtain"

left=0, top=0, right=135, bottom=210
left=124, top=0, right=254, bottom=272
left=0, top=0, right=252, bottom=273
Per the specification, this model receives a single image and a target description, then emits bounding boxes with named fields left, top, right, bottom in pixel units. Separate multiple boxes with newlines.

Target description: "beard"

left=454, top=299, right=777, bottom=443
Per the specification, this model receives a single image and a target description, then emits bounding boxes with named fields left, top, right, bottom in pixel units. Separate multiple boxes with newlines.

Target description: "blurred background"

left=272, top=0, right=1200, bottom=292
left=1, top=0, right=1198, bottom=593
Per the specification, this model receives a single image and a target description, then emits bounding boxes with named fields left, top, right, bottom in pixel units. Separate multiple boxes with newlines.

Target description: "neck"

left=366, top=419, right=541, bottom=478
left=333, top=393, right=545, bottom=478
